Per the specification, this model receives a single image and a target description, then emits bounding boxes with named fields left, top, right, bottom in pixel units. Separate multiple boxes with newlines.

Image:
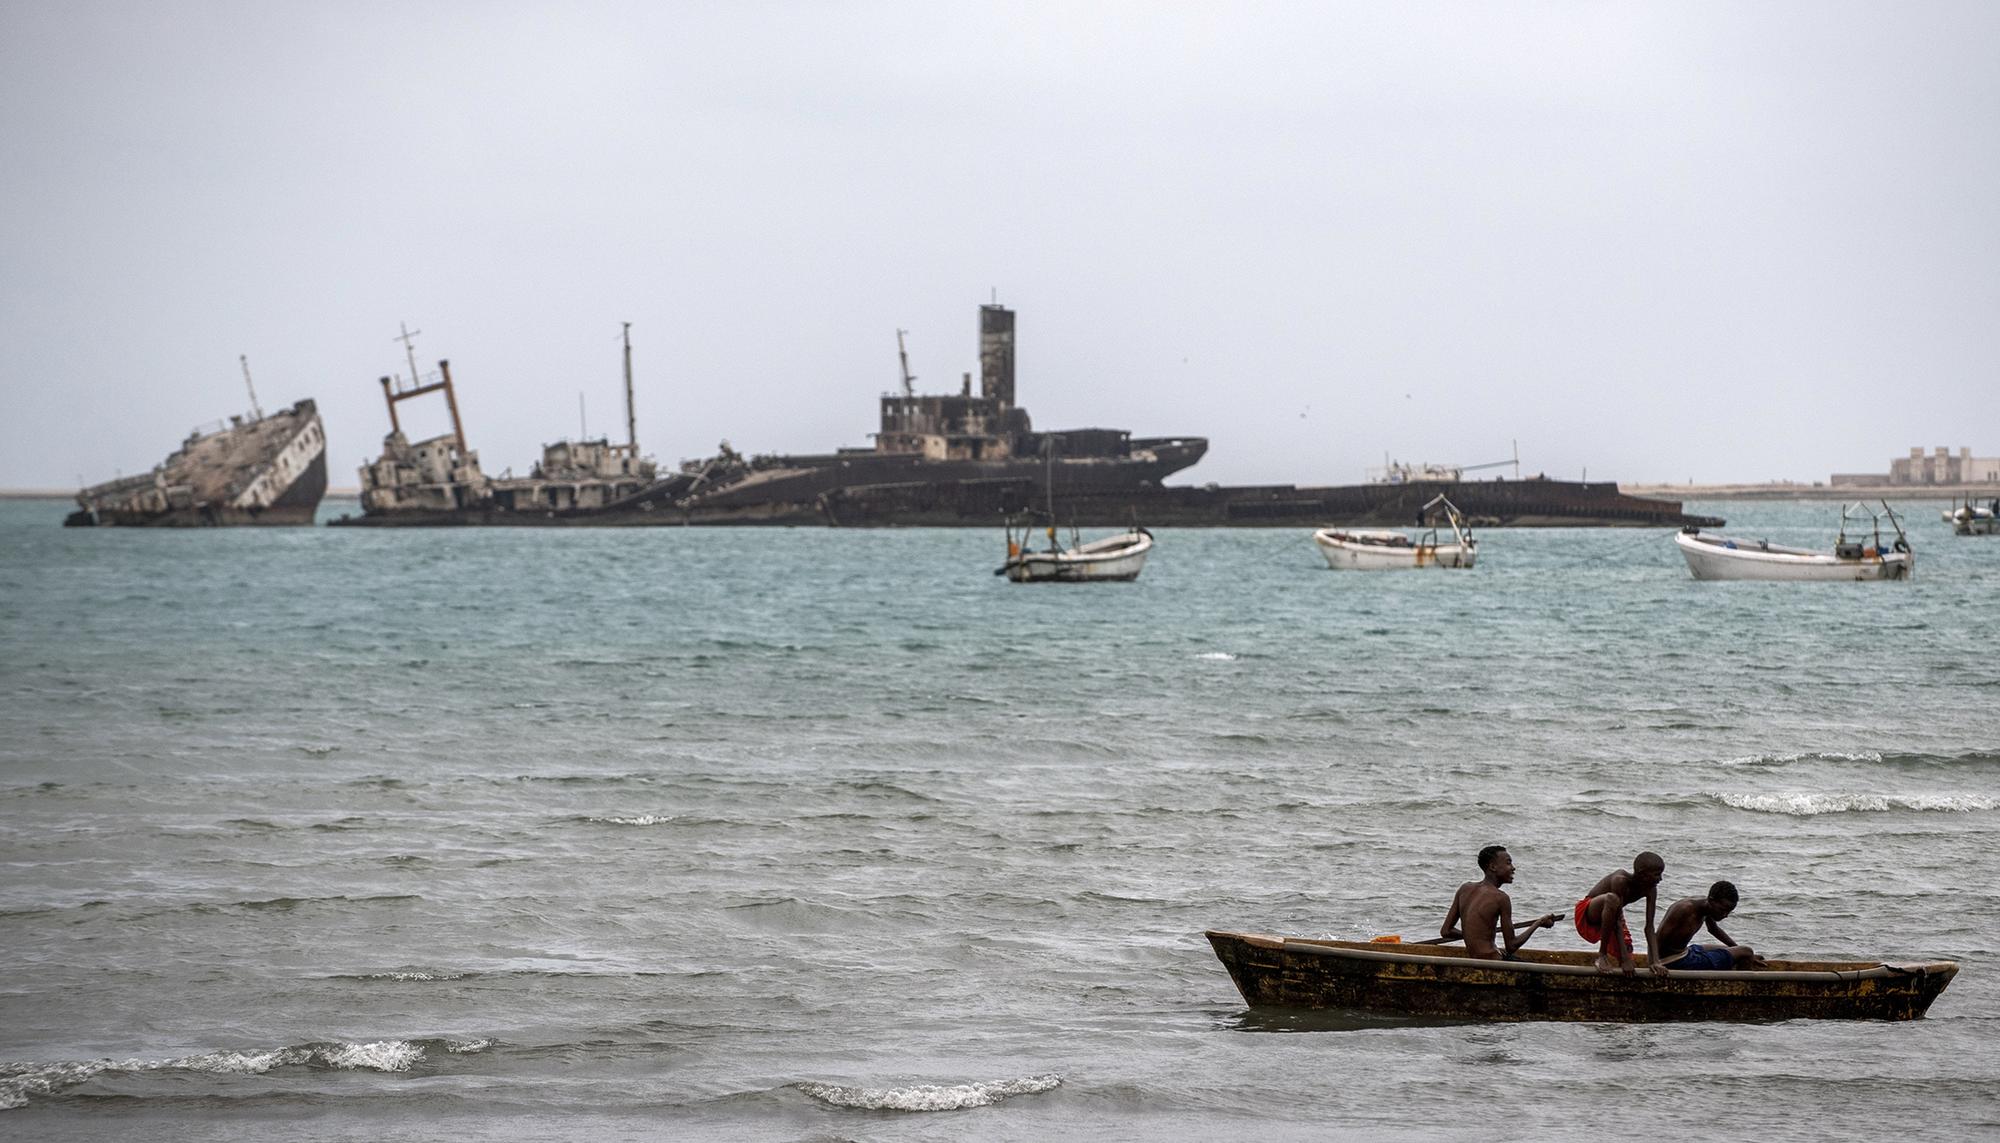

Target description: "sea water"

left=1, top=497, right=1994, bottom=1140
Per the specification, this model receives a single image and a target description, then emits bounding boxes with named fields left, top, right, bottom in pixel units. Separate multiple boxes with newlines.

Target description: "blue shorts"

left=1672, top=942, right=1735, bottom=970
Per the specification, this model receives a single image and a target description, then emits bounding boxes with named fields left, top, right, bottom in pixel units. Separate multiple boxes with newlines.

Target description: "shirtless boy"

left=1440, top=845, right=1557, bottom=960
left=1656, top=880, right=1764, bottom=971
left=1576, top=851, right=1665, bottom=976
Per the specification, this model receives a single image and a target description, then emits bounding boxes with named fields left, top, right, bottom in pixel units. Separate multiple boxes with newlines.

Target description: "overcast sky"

left=4, top=2, right=1996, bottom=490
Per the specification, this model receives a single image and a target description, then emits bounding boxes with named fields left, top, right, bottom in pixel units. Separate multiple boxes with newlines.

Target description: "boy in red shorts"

left=1576, top=851, right=1665, bottom=976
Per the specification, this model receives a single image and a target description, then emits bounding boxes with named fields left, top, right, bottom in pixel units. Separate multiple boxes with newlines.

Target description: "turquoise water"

left=1, top=497, right=1995, bottom=1139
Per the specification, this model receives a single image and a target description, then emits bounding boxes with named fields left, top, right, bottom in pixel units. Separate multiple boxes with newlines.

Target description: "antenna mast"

left=395, top=322, right=423, bottom=386
left=896, top=329, right=916, bottom=397
left=622, top=321, right=637, bottom=451
left=239, top=354, right=264, bottom=420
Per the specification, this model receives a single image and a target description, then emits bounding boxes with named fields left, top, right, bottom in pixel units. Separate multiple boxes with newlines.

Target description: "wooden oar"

left=1397, top=913, right=1564, bottom=946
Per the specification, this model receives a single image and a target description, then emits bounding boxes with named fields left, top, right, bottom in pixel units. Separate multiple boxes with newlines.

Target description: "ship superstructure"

left=643, top=303, right=1209, bottom=523
left=357, top=354, right=490, bottom=515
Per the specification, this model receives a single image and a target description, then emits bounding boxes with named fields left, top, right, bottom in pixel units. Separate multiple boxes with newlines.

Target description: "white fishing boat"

left=1942, top=497, right=1999, bottom=536
left=997, top=514, right=1152, bottom=582
left=1675, top=502, right=1913, bottom=581
left=1313, top=494, right=1476, bottom=570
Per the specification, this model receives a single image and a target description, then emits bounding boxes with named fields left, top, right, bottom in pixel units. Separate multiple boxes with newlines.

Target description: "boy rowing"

left=1576, top=851, right=1665, bottom=976
left=1656, top=880, right=1764, bottom=971
left=1440, top=845, right=1558, bottom=960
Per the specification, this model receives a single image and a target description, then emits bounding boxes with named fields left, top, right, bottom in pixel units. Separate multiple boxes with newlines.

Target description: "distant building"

left=1832, top=446, right=2000, bottom=486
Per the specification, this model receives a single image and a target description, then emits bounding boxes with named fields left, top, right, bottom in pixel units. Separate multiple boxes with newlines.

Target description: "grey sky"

left=4, top=2, right=1996, bottom=490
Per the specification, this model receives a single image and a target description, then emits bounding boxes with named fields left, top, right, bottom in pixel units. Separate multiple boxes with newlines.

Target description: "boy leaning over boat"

left=1440, top=845, right=1558, bottom=960
left=1577, top=852, right=1666, bottom=976
left=1655, top=881, right=1765, bottom=971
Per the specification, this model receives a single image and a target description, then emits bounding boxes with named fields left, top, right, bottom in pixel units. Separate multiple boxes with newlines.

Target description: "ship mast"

left=396, top=322, right=423, bottom=388
left=239, top=354, right=264, bottom=420
left=377, top=321, right=467, bottom=452
left=622, top=321, right=637, bottom=452
left=896, top=329, right=916, bottom=398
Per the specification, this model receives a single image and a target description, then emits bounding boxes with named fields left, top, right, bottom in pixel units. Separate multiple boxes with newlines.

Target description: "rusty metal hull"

left=66, top=438, right=327, bottom=528
left=1207, top=931, right=1957, bottom=1022
left=820, top=477, right=1720, bottom=529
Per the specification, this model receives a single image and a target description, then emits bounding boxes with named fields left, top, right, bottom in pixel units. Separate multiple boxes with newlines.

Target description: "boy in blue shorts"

left=1656, top=880, right=1764, bottom=971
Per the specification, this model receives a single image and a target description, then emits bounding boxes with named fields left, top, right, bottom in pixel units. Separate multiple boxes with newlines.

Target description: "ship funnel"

left=980, top=304, right=1014, bottom=408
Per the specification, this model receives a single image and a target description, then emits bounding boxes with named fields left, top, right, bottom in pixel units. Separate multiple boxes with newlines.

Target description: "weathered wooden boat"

left=1313, top=493, right=1475, bottom=570
left=1943, top=497, right=1999, bottom=536
left=1206, top=931, right=1957, bottom=1022
left=1675, top=501, right=1912, bottom=581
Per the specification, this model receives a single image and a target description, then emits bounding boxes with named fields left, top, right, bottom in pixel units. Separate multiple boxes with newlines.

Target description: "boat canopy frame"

left=1415, top=493, right=1473, bottom=553
left=1837, top=500, right=1909, bottom=553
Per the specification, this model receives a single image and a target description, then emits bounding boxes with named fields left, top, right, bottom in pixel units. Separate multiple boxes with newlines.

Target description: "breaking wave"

left=1195, top=652, right=1239, bottom=661
left=0, top=1037, right=493, bottom=1111
left=794, top=1072, right=1061, bottom=1112
left=585, top=814, right=676, bottom=826
left=1714, top=749, right=2000, bottom=769
left=1716, top=750, right=1883, bottom=767
left=1710, top=791, right=1999, bottom=815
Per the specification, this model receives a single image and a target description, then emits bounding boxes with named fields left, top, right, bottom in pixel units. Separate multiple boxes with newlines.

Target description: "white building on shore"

left=1833, top=446, right=2000, bottom=487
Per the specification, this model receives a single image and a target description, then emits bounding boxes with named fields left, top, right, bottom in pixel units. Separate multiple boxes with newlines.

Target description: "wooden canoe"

left=1206, top=931, right=1958, bottom=1022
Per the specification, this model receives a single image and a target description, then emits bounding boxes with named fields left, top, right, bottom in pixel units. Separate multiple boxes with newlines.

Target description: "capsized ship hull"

left=65, top=399, right=327, bottom=527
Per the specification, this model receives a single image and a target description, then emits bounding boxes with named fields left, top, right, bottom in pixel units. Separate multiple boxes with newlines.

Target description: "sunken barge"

left=332, top=305, right=1717, bottom=529
left=66, top=361, right=326, bottom=527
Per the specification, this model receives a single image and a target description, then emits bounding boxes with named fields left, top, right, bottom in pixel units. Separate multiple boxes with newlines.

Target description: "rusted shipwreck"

left=66, top=362, right=326, bottom=527
left=332, top=304, right=1719, bottom=528
left=1206, top=931, right=1958, bottom=1022
left=333, top=326, right=663, bottom=526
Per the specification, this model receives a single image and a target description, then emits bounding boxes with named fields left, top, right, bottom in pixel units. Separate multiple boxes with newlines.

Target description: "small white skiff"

left=998, top=518, right=1153, bottom=583
left=1313, top=494, right=1476, bottom=570
left=1943, top=498, right=1999, bottom=536
left=1676, top=502, right=1912, bottom=582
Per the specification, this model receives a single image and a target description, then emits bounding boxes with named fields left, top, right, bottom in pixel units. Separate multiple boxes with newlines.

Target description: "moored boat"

left=1206, top=931, right=1957, bottom=1022
left=1313, top=493, right=1476, bottom=570
left=1675, top=501, right=1912, bottom=581
left=1943, top=497, right=1999, bottom=536
left=998, top=514, right=1153, bottom=582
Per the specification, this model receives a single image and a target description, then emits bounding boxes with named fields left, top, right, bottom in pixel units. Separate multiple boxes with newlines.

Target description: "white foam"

left=1716, top=750, right=1883, bottom=767
left=592, top=814, right=674, bottom=826
left=0, top=1038, right=487, bottom=1110
left=318, top=1041, right=426, bottom=1071
left=1195, top=652, right=1239, bottom=661
left=1713, top=791, right=1999, bottom=815
left=0, top=1060, right=113, bottom=1110
left=797, top=1073, right=1060, bottom=1112
left=363, top=970, right=471, bottom=982
left=170, top=1048, right=292, bottom=1074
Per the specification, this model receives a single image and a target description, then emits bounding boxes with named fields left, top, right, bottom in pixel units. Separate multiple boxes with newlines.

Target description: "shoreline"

left=1622, top=482, right=1997, bottom=501
left=1, top=488, right=364, bottom=500
left=9, top=483, right=1989, bottom=506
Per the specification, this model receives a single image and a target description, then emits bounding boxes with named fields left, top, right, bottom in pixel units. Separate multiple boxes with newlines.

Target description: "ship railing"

left=82, top=471, right=165, bottom=497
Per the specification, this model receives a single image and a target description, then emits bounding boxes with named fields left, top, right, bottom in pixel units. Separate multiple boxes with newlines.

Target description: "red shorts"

left=1574, top=897, right=1634, bottom=954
